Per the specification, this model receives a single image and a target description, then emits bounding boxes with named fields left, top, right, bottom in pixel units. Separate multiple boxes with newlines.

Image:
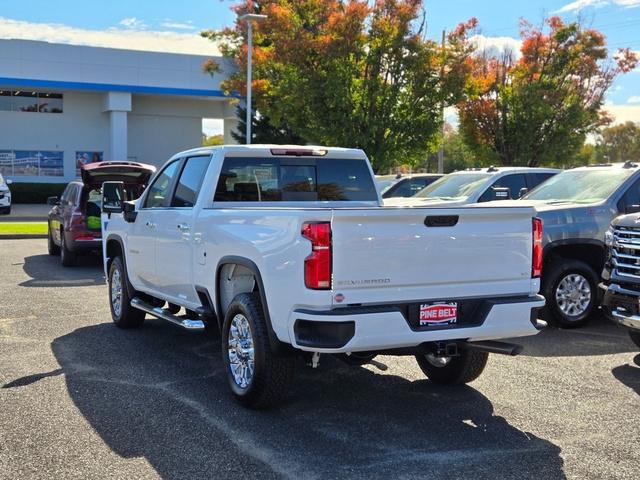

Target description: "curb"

left=0, top=234, right=47, bottom=240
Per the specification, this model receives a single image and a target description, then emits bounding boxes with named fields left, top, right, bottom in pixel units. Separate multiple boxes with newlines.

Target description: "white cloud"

left=628, top=95, right=640, bottom=103
left=604, top=104, right=640, bottom=123
left=470, top=35, right=522, bottom=59
left=161, top=21, right=196, bottom=30
left=555, top=0, right=640, bottom=14
left=119, top=17, right=146, bottom=29
left=0, top=17, right=220, bottom=56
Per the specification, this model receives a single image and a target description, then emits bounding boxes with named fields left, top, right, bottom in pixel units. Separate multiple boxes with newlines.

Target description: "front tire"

left=108, top=256, right=145, bottom=329
left=542, top=259, right=598, bottom=328
left=629, top=330, right=640, bottom=349
left=60, top=231, right=76, bottom=267
left=222, top=293, right=295, bottom=409
left=415, top=350, right=489, bottom=385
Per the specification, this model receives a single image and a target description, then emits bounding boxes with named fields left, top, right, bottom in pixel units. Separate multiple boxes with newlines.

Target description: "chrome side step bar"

left=130, top=297, right=205, bottom=331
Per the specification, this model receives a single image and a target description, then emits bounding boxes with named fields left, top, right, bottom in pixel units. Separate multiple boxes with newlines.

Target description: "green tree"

left=423, top=125, right=486, bottom=173
left=458, top=17, right=637, bottom=167
left=202, top=1, right=477, bottom=172
left=203, top=134, right=224, bottom=146
left=231, top=106, right=306, bottom=144
left=597, top=122, right=640, bottom=162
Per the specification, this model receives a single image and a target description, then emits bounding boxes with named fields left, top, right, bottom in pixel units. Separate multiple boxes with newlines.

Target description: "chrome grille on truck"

left=612, top=227, right=640, bottom=279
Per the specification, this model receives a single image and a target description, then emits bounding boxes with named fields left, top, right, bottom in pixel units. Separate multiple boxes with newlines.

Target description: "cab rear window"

left=214, top=157, right=377, bottom=202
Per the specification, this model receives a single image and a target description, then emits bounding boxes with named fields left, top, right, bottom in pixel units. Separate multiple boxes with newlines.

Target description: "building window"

left=0, top=150, right=64, bottom=177
left=76, top=151, right=104, bottom=177
left=0, top=89, right=63, bottom=113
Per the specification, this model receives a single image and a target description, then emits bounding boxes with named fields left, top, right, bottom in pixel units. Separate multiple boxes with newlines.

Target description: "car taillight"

left=302, top=222, right=332, bottom=289
left=532, top=217, right=543, bottom=278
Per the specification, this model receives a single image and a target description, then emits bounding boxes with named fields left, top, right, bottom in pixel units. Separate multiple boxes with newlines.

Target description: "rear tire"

left=542, top=259, right=598, bottom=328
left=47, top=225, right=60, bottom=256
left=108, top=256, right=145, bottom=329
left=629, top=330, right=640, bottom=349
left=60, top=231, right=76, bottom=267
left=415, top=350, right=489, bottom=385
left=222, top=293, right=295, bottom=409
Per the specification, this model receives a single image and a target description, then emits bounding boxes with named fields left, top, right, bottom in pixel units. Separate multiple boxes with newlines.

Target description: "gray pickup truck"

left=514, top=162, right=640, bottom=327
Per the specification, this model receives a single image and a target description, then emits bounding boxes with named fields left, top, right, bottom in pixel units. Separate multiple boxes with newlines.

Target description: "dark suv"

left=47, top=161, right=155, bottom=266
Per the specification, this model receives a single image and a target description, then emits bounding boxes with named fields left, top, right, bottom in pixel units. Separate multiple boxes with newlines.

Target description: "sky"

left=0, top=0, right=638, bottom=135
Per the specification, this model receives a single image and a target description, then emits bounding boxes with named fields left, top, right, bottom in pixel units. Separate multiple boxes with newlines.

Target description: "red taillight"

left=69, top=210, right=85, bottom=229
left=302, top=222, right=332, bottom=289
left=532, top=217, right=543, bottom=278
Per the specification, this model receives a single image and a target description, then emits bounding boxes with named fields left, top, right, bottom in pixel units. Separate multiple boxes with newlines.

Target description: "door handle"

left=177, top=223, right=191, bottom=232
left=145, top=221, right=156, bottom=229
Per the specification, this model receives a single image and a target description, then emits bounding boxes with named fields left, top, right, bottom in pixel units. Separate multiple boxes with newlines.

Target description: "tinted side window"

left=143, top=160, right=180, bottom=208
left=388, top=178, right=435, bottom=198
left=618, top=177, right=640, bottom=213
left=528, top=173, right=555, bottom=190
left=172, top=156, right=210, bottom=207
left=478, top=174, right=527, bottom=202
left=60, top=185, right=72, bottom=204
left=63, top=185, right=78, bottom=206
left=214, top=157, right=377, bottom=202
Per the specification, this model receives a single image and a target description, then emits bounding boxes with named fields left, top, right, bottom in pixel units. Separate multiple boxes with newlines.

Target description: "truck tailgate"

left=331, top=206, right=537, bottom=305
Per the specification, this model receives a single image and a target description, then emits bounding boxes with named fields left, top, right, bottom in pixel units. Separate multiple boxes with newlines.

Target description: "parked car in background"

left=47, top=161, right=155, bottom=266
left=383, top=167, right=559, bottom=206
left=0, top=173, right=12, bottom=214
left=101, top=145, right=545, bottom=408
left=376, top=173, right=443, bottom=198
left=511, top=162, right=640, bottom=328
left=600, top=213, right=640, bottom=349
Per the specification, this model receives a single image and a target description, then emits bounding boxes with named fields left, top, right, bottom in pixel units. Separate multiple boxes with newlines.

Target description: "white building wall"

left=0, top=39, right=239, bottom=184
left=0, top=91, right=109, bottom=183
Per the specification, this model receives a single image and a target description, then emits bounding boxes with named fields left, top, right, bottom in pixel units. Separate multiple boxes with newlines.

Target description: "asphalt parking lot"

left=1, top=239, right=639, bottom=479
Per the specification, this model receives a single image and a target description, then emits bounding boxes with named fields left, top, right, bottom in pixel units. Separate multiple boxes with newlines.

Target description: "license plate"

left=418, top=302, right=458, bottom=327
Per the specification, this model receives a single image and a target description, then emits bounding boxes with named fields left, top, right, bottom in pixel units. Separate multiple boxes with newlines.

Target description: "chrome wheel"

left=555, top=273, right=591, bottom=317
left=227, top=314, right=255, bottom=389
left=424, top=354, right=452, bottom=368
left=111, top=267, right=123, bottom=318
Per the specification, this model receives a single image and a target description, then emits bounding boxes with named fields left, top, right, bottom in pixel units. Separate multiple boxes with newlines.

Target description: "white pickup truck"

left=101, top=145, right=546, bottom=408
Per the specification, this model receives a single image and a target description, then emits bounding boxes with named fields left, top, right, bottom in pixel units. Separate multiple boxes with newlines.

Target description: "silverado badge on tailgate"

left=419, top=303, right=458, bottom=326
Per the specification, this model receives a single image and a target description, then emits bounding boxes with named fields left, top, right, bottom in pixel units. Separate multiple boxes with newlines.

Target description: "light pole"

left=239, top=13, right=267, bottom=144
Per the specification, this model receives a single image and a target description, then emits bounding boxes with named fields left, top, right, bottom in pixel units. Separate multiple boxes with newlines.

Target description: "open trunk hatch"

left=81, top=161, right=156, bottom=190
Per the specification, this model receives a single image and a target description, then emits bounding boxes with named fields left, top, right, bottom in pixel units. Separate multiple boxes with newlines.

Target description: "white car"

left=101, top=145, right=545, bottom=408
left=0, top=173, right=12, bottom=214
left=384, top=167, right=559, bottom=206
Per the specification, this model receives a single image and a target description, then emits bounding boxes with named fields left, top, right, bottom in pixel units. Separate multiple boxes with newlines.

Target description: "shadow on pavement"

left=20, top=253, right=104, bottom=288
left=2, top=368, right=64, bottom=388
left=516, top=314, right=638, bottom=357
left=611, top=354, right=640, bottom=396
left=43, top=321, right=566, bottom=480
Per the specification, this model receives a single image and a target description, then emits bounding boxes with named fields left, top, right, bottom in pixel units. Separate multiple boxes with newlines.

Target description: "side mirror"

left=123, top=201, right=138, bottom=223
left=46, top=196, right=59, bottom=206
left=492, top=187, right=511, bottom=200
left=102, top=181, right=125, bottom=214
left=6, top=179, right=12, bottom=185
left=625, top=204, right=640, bottom=214
left=518, top=187, right=528, bottom=198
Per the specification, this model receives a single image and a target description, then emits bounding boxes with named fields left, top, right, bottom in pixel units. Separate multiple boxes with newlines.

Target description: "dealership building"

left=0, top=39, right=237, bottom=184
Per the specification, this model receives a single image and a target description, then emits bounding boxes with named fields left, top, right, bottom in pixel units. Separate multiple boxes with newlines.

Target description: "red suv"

left=47, top=161, right=155, bottom=266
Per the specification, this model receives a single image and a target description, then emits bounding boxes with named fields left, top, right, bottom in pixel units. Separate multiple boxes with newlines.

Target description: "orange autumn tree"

left=458, top=17, right=637, bottom=167
left=202, top=1, right=477, bottom=172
